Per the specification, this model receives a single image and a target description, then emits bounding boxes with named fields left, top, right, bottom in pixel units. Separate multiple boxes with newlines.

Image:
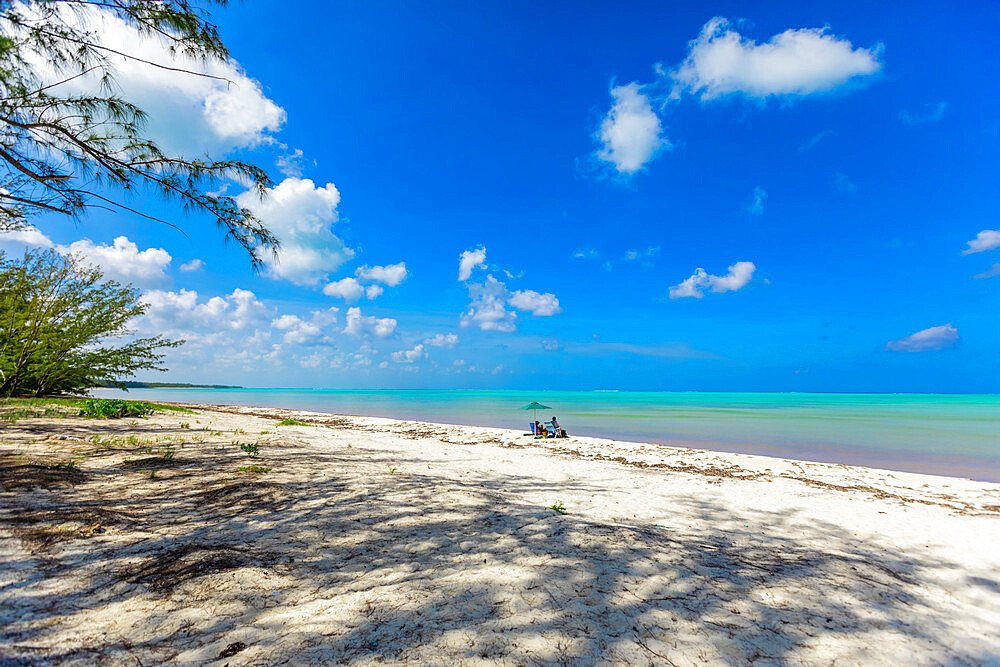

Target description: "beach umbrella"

left=520, top=401, right=552, bottom=423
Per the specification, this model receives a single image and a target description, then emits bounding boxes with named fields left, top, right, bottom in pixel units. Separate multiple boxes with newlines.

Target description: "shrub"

left=277, top=419, right=310, bottom=426
left=239, top=442, right=259, bottom=458
left=78, top=399, right=155, bottom=419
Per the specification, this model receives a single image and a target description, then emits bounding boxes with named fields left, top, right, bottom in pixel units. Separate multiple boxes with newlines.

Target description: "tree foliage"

left=0, top=0, right=277, bottom=268
left=0, top=248, right=181, bottom=397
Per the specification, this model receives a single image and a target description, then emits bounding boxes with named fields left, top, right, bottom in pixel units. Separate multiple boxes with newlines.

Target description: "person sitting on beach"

left=534, top=420, right=544, bottom=436
left=548, top=416, right=565, bottom=438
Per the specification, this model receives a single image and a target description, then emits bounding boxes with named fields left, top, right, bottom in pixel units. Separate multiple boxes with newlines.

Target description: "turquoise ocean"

left=90, top=388, right=1000, bottom=482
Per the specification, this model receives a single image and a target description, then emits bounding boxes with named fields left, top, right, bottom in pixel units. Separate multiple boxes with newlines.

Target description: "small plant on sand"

left=179, top=423, right=190, bottom=429
left=550, top=502, right=567, bottom=515
left=126, top=435, right=139, bottom=446
left=240, top=442, right=259, bottom=458
left=277, top=419, right=310, bottom=426
left=233, top=428, right=245, bottom=435
left=238, top=465, right=270, bottom=474
left=259, top=430, right=270, bottom=435
left=388, top=466, right=397, bottom=474
left=158, top=446, right=176, bottom=461
left=148, top=470, right=156, bottom=479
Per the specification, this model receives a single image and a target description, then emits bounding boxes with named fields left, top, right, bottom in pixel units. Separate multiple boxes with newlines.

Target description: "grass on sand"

left=0, top=397, right=193, bottom=424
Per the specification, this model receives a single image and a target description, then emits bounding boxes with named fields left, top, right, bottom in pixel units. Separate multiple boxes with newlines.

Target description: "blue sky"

left=3, top=1, right=999, bottom=391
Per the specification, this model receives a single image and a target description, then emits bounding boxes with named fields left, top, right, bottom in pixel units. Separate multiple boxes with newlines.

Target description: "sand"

left=1, top=401, right=999, bottom=665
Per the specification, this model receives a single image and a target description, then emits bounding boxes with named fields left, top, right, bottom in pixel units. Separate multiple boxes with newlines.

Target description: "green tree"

left=0, top=0, right=277, bottom=268
left=0, top=248, right=181, bottom=397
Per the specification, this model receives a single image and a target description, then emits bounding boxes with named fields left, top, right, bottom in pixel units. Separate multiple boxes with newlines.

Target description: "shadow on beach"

left=1, top=417, right=997, bottom=665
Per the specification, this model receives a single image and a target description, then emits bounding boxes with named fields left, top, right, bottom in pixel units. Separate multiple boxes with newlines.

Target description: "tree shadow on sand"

left=1, top=434, right=997, bottom=665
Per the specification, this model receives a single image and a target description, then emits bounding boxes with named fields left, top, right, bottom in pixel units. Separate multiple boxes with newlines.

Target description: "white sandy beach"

left=2, top=402, right=999, bottom=665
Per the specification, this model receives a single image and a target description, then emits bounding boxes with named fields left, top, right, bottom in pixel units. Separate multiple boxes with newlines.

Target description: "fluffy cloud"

left=323, top=262, right=407, bottom=301
left=672, top=18, right=882, bottom=100
left=356, top=262, right=408, bottom=287
left=271, top=308, right=339, bottom=345
left=595, top=83, right=667, bottom=174
left=461, top=274, right=517, bottom=332
left=179, top=259, right=204, bottom=273
left=140, top=288, right=270, bottom=335
left=237, top=178, right=353, bottom=285
left=391, top=343, right=426, bottom=363
left=0, top=226, right=53, bottom=248
left=592, top=18, right=879, bottom=172
left=886, top=324, right=959, bottom=352
left=458, top=246, right=487, bottom=281
left=63, top=236, right=171, bottom=286
left=322, top=277, right=365, bottom=302
left=33, top=5, right=285, bottom=155
left=962, top=230, right=1000, bottom=255
left=0, top=226, right=171, bottom=287
left=343, top=306, right=397, bottom=338
left=425, top=333, right=459, bottom=348
left=508, top=289, right=562, bottom=316
left=669, top=261, right=756, bottom=299
left=461, top=275, right=561, bottom=331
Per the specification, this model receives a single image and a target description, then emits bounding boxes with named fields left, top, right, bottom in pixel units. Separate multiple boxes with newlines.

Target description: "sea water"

left=90, top=388, right=1000, bottom=482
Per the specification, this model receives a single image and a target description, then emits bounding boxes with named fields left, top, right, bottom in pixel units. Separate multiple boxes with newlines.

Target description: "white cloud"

left=748, top=186, right=767, bottom=215
left=343, top=306, right=396, bottom=338
left=0, top=225, right=53, bottom=248
left=323, top=265, right=403, bottom=301
left=61, top=236, right=171, bottom=286
left=425, top=333, right=459, bottom=348
left=669, top=261, right=756, bottom=299
left=596, top=82, right=667, bottom=174
left=35, top=5, right=285, bottom=155
left=573, top=248, right=599, bottom=259
left=236, top=177, right=353, bottom=285
left=141, top=288, right=270, bottom=335
left=461, top=274, right=562, bottom=331
left=276, top=149, right=306, bottom=177
left=179, top=259, right=204, bottom=272
left=356, top=262, right=408, bottom=287
left=458, top=246, right=487, bottom=281
left=391, top=343, right=426, bottom=363
left=672, top=18, right=882, bottom=100
left=461, top=274, right=517, bottom=332
left=508, top=289, right=562, bottom=316
left=270, top=308, right=339, bottom=346
left=962, top=230, right=1000, bottom=255
left=0, top=227, right=171, bottom=286
left=900, top=102, right=947, bottom=126
left=973, top=263, right=1000, bottom=280
left=886, top=324, right=959, bottom=352
left=322, top=277, right=365, bottom=302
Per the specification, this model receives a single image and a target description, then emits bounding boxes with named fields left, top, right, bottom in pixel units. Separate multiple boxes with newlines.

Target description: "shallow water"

left=90, top=388, right=1000, bottom=482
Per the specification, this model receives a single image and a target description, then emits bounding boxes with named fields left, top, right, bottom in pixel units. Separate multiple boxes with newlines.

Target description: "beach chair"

left=529, top=422, right=537, bottom=435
